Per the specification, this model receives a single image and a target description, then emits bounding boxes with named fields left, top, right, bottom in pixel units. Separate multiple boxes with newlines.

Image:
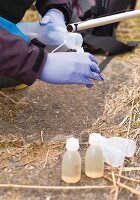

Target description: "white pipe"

left=67, top=9, right=140, bottom=32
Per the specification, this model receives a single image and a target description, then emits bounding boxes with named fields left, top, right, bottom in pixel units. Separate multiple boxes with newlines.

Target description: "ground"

left=0, top=2, right=140, bottom=200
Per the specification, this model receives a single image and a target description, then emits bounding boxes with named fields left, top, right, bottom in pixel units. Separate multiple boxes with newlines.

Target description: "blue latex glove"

left=17, top=21, right=66, bottom=46
left=40, top=9, right=67, bottom=45
left=41, top=9, right=66, bottom=27
left=39, top=52, right=104, bottom=88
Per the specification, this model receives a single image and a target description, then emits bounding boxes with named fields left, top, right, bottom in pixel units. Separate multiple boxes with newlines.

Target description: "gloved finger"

left=40, top=16, right=51, bottom=25
left=89, top=54, right=98, bottom=65
left=86, top=83, right=94, bottom=88
left=80, top=76, right=94, bottom=88
left=89, top=62, right=100, bottom=74
left=88, top=69, right=104, bottom=81
left=85, top=79, right=94, bottom=88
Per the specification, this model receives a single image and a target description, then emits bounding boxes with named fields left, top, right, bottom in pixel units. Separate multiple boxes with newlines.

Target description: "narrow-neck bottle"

left=61, top=137, right=81, bottom=183
left=89, top=133, right=125, bottom=167
left=85, top=134, right=104, bottom=178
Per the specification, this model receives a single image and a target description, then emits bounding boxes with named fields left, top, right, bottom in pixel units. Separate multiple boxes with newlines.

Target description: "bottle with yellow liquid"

left=61, top=137, right=81, bottom=183
left=85, top=134, right=104, bottom=178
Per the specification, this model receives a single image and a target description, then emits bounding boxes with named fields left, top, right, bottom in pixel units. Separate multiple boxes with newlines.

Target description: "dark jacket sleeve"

left=36, top=0, right=72, bottom=23
left=0, top=0, right=34, bottom=24
left=0, top=0, right=72, bottom=24
left=0, top=0, right=72, bottom=85
left=0, top=26, right=47, bottom=86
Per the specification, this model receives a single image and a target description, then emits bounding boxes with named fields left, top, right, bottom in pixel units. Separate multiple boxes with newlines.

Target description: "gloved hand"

left=40, top=9, right=67, bottom=45
left=17, top=21, right=66, bottom=45
left=39, top=52, right=104, bottom=88
left=41, top=9, right=66, bottom=28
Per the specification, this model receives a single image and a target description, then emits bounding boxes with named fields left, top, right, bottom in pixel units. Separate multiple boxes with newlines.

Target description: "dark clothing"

left=0, top=25, right=46, bottom=85
left=0, top=0, right=72, bottom=24
left=0, top=0, right=72, bottom=85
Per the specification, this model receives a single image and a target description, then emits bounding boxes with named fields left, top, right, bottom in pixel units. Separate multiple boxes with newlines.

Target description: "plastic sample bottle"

left=64, top=32, right=84, bottom=52
left=61, top=137, right=81, bottom=183
left=17, top=22, right=84, bottom=52
left=90, top=133, right=125, bottom=167
left=51, top=31, right=84, bottom=53
left=17, top=22, right=42, bottom=41
left=108, top=137, right=136, bottom=157
left=85, top=135, right=104, bottom=178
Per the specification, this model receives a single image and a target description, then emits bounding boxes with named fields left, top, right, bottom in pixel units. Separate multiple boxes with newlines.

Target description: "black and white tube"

left=67, top=9, right=140, bottom=32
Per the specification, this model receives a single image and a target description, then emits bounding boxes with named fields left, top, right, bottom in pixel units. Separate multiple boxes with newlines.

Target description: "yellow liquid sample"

left=61, top=151, right=81, bottom=183
left=85, top=144, right=104, bottom=178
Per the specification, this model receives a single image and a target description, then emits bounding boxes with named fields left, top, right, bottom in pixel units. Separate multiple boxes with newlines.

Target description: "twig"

left=110, top=165, right=117, bottom=195
left=6, top=148, right=14, bottom=156
left=136, top=147, right=140, bottom=156
left=109, top=173, right=140, bottom=184
left=43, top=150, right=50, bottom=169
left=104, top=176, right=140, bottom=196
left=109, top=164, right=117, bottom=194
left=111, top=166, right=117, bottom=187
left=0, top=184, right=114, bottom=190
left=122, top=167, right=140, bottom=172
left=114, top=164, right=124, bottom=200
left=119, top=114, right=129, bottom=127
left=40, top=131, right=44, bottom=143
left=21, top=159, right=36, bottom=166
left=131, top=129, right=140, bottom=140
left=118, top=182, right=140, bottom=196
left=127, top=91, right=136, bottom=137
left=0, top=91, right=17, bottom=105
left=118, top=180, right=127, bottom=194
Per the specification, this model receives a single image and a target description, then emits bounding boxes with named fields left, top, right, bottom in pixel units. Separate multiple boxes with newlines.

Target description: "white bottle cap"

left=66, top=137, right=79, bottom=151
left=65, top=33, right=83, bottom=50
left=89, top=133, right=102, bottom=145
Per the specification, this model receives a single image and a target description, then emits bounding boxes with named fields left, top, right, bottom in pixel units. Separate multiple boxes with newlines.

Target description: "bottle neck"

left=89, top=142, right=100, bottom=146
left=66, top=148, right=78, bottom=151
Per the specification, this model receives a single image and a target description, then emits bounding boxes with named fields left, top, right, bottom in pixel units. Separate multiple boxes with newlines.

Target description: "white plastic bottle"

left=17, top=22, right=42, bottom=40
left=89, top=133, right=125, bottom=167
left=64, top=32, right=84, bottom=52
left=108, top=137, right=136, bottom=157
left=17, top=22, right=84, bottom=52
left=85, top=135, right=104, bottom=178
left=61, top=137, right=81, bottom=183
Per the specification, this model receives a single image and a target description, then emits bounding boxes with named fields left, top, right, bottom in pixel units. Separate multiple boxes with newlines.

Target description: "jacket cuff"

left=36, top=0, right=72, bottom=24
left=24, top=49, right=47, bottom=86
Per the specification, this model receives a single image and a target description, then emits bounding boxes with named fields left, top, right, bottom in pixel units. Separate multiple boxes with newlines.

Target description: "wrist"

left=45, top=8, right=65, bottom=21
left=46, top=9, right=64, bottom=17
